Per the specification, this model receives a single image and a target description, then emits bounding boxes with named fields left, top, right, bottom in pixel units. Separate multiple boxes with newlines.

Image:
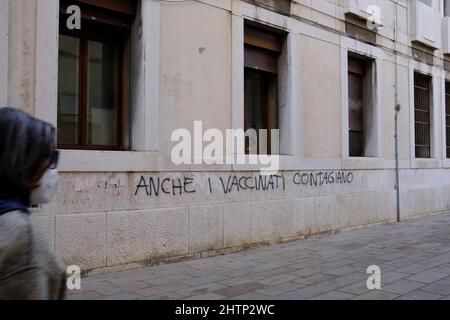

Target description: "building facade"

left=1, top=0, right=450, bottom=273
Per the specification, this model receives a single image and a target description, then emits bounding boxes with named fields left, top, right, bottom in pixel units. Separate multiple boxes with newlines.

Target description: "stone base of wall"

left=31, top=169, right=450, bottom=273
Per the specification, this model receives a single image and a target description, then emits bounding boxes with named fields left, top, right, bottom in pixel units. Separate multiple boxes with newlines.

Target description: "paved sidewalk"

left=68, top=213, right=450, bottom=300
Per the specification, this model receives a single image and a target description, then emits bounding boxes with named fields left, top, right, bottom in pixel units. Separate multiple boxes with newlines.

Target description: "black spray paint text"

left=134, top=171, right=354, bottom=197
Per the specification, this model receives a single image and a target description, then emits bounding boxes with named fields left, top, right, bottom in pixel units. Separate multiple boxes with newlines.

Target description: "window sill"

left=410, top=158, right=442, bottom=169
left=58, top=151, right=446, bottom=173
left=59, top=150, right=228, bottom=173
left=59, top=150, right=160, bottom=172
left=443, top=159, right=450, bottom=168
left=342, top=157, right=387, bottom=170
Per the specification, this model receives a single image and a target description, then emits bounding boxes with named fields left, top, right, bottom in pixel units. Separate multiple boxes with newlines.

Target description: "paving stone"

left=352, top=290, right=400, bottom=300
left=323, top=265, right=360, bottom=276
left=136, top=283, right=192, bottom=298
left=328, top=272, right=366, bottom=288
left=396, top=290, right=443, bottom=300
left=292, top=273, right=337, bottom=286
left=67, top=291, right=103, bottom=300
left=146, top=274, right=193, bottom=286
left=183, top=293, right=225, bottom=300
left=143, top=292, right=186, bottom=300
left=255, top=266, right=300, bottom=278
left=379, top=271, right=411, bottom=285
left=311, top=291, right=356, bottom=300
left=103, top=292, right=143, bottom=300
left=256, top=274, right=299, bottom=286
left=407, top=271, right=448, bottom=284
left=176, top=283, right=227, bottom=297
left=382, top=279, right=425, bottom=295
left=116, top=280, right=150, bottom=292
left=420, top=279, right=450, bottom=296
left=226, top=293, right=273, bottom=300
left=290, top=267, right=325, bottom=277
left=275, top=281, right=340, bottom=300
left=429, top=263, right=450, bottom=274
left=254, top=281, right=305, bottom=297
left=385, top=257, right=420, bottom=268
left=338, top=281, right=371, bottom=296
left=218, top=274, right=267, bottom=287
left=182, top=274, right=229, bottom=286
left=395, top=258, right=449, bottom=274
left=214, top=282, right=267, bottom=297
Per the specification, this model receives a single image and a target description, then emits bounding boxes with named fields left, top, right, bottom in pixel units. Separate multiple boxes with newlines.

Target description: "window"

left=347, top=55, right=376, bottom=157
left=57, top=0, right=137, bottom=150
left=419, top=0, right=432, bottom=7
left=243, top=0, right=291, bottom=15
left=414, top=72, right=432, bottom=158
left=445, top=0, right=450, bottom=16
left=244, top=23, right=284, bottom=155
left=446, top=81, right=450, bottom=158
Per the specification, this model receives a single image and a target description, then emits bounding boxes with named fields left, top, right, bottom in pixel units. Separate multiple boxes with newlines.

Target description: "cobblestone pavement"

left=68, top=213, right=450, bottom=300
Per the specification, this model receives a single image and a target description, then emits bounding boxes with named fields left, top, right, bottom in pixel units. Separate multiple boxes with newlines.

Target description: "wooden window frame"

left=348, top=56, right=368, bottom=157
left=445, top=0, right=450, bottom=17
left=74, top=0, right=138, bottom=16
left=244, top=68, right=279, bottom=154
left=414, top=72, right=432, bottom=159
left=243, top=23, right=284, bottom=155
left=57, top=1, right=133, bottom=150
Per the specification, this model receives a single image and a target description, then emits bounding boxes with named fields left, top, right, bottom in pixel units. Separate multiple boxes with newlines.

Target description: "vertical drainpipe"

left=394, top=2, right=401, bottom=222
left=395, top=104, right=401, bottom=222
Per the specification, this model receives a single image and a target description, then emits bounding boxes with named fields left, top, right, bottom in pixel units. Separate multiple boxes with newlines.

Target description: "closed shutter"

left=414, top=72, right=431, bottom=158
left=446, top=82, right=450, bottom=158
left=60, top=0, right=137, bottom=29
left=244, top=24, right=283, bottom=74
left=75, top=0, right=137, bottom=16
left=446, top=0, right=450, bottom=17
left=244, top=45, right=278, bottom=74
left=348, top=72, right=363, bottom=132
left=348, top=57, right=366, bottom=157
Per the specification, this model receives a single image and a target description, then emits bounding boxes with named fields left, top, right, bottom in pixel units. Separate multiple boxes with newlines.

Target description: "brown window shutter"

left=244, top=24, right=283, bottom=74
left=348, top=106, right=363, bottom=131
left=446, top=81, right=450, bottom=158
left=60, top=0, right=137, bottom=29
left=348, top=68, right=364, bottom=132
left=348, top=57, right=366, bottom=157
left=244, top=25, right=283, bottom=53
left=244, top=45, right=278, bottom=74
left=74, top=0, right=137, bottom=16
left=414, top=72, right=432, bottom=158
left=348, top=57, right=367, bottom=75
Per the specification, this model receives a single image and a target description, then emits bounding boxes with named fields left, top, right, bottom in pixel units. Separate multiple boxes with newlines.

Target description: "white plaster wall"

left=130, top=0, right=160, bottom=152
left=301, top=35, right=342, bottom=158
left=7, top=0, right=36, bottom=114
left=159, top=2, right=232, bottom=158
left=35, top=0, right=59, bottom=126
left=0, top=0, right=8, bottom=107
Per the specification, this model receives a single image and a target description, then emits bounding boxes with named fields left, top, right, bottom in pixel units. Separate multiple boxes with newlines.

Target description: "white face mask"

left=30, top=169, right=59, bottom=204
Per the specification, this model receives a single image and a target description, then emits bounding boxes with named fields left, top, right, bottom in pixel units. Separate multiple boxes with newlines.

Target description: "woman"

left=0, top=107, right=66, bottom=300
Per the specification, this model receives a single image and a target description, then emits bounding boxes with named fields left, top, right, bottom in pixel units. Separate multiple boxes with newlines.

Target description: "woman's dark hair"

left=0, top=107, right=56, bottom=199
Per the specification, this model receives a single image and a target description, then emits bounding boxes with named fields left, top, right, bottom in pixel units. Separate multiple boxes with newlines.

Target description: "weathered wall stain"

left=96, top=180, right=126, bottom=197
